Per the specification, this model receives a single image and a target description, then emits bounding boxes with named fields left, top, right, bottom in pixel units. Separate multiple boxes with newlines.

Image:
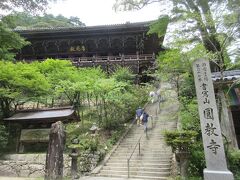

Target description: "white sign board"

left=192, top=59, right=233, bottom=180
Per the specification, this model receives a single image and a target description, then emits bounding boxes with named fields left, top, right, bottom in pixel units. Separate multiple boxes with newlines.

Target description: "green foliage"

left=2, top=12, right=85, bottom=29
left=147, top=15, right=169, bottom=38
left=227, top=149, right=240, bottom=179
left=66, top=121, right=104, bottom=153
left=157, top=45, right=215, bottom=99
left=0, top=1, right=63, bottom=61
left=35, top=59, right=76, bottom=83
left=0, top=61, right=50, bottom=117
left=157, top=49, right=184, bottom=73
left=163, top=130, right=198, bottom=152
left=0, top=124, right=8, bottom=152
left=113, top=1, right=238, bottom=179
left=179, top=73, right=196, bottom=100
left=157, top=45, right=209, bottom=77
left=67, top=133, right=101, bottom=153
left=187, top=142, right=205, bottom=178
left=226, top=57, right=240, bottom=70
left=0, top=22, right=28, bottom=60
left=107, top=129, right=125, bottom=145
left=0, top=0, right=60, bottom=14
left=0, top=58, right=150, bottom=157
left=95, top=77, right=148, bottom=130
left=179, top=99, right=200, bottom=134
left=79, top=135, right=100, bottom=152
left=164, top=129, right=204, bottom=178
left=112, top=66, right=134, bottom=83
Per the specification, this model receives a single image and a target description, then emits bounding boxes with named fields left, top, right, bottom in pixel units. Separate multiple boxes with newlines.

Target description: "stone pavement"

left=80, top=177, right=144, bottom=180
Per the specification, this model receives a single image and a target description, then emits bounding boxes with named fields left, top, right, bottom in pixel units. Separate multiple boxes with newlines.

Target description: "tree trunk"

left=186, top=0, right=224, bottom=68
left=45, top=121, right=65, bottom=180
left=198, top=0, right=224, bottom=65
left=103, top=97, right=108, bottom=128
left=51, top=97, right=54, bottom=108
left=0, top=99, right=11, bottom=118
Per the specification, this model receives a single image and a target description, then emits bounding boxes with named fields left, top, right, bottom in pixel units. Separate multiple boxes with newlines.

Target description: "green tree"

left=114, top=0, right=239, bottom=68
left=0, top=0, right=63, bottom=60
left=0, top=124, right=8, bottom=152
left=0, top=61, right=50, bottom=118
left=2, top=12, right=85, bottom=29
left=34, top=59, right=78, bottom=107
left=112, top=66, right=134, bottom=83
left=0, top=22, right=28, bottom=60
left=0, top=0, right=59, bottom=14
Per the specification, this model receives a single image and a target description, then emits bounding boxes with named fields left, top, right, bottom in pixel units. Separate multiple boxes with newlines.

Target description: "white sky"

left=47, top=0, right=169, bottom=26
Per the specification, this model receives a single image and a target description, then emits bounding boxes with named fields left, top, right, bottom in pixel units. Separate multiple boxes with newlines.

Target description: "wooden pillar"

left=107, top=56, right=110, bottom=74
left=219, top=90, right=239, bottom=149
left=16, top=123, right=22, bottom=153
left=45, top=121, right=65, bottom=180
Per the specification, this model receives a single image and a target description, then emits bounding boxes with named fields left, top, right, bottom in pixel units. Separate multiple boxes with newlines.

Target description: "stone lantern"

left=89, top=123, right=99, bottom=135
left=69, top=138, right=80, bottom=179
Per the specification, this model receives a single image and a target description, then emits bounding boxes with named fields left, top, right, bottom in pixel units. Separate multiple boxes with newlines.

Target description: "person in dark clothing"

left=142, top=111, right=149, bottom=132
left=135, top=107, right=143, bottom=126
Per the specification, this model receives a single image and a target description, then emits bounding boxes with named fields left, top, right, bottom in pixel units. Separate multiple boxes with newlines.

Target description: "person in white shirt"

left=149, top=91, right=155, bottom=103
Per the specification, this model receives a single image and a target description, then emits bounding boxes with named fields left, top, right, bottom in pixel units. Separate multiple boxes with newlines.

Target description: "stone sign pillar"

left=45, top=121, right=65, bottom=180
left=192, top=59, right=234, bottom=180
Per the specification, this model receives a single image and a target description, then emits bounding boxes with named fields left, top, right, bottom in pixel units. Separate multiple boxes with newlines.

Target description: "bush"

left=107, top=129, right=125, bottom=145
left=179, top=98, right=201, bottom=135
left=228, top=149, right=240, bottom=179
left=65, top=122, right=89, bottom=147
left=187, top=142, right=205, bottom=177
left=164, top=130, right=204, bottom=179
left=0, top=124, right=9, bottom=152
left=163, top=130, right=198, bottom=152
left=112, top=66, right=134, bottom=83
left=67, top=133, right=102, bottom=153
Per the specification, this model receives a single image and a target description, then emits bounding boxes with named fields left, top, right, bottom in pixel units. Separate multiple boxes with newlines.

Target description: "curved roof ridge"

left=14, top=20, right=156, bottom=33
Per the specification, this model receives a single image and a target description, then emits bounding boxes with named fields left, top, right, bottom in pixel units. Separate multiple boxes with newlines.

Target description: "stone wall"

left=79, top=151, right=104, bottom=173
left=0, top=154, right=71, bottom=177
left=0, top=151, right=104, bottom=178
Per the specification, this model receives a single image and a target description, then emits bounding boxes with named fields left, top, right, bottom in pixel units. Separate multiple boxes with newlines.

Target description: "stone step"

left=96, top=174, right=168, bottom=180
left=115, top=147, right=171, bottom=152
left=109, top=156, right=172, bottom=161
left=119, top=143, right=167, bottom=147
left=111, top=154, right=172, bottom=158
left=122, top=138, right=165, bottom=141
left=113, top=152, right=172, bottom=156
left=115, top=149, right=171, bottom=153
left=95, top=86, right=177, bottom=180
left=107, top=157, right=171, bottom=162
left=117, top=143, right=168, bottom=146
left=107, top=159, right=171, bottom=164
left=114, top=150, right=171, bottom=155
left=141, top=141, right=167, bottom=143
left=99, top=170, right=170, bottom=177
left=105, top=162, right=171, bottom=168
left=117, top=143, right=170, bottom=147
left=121, top=139, right=143, bottom=141
left=102, top=166, right=170, bottom=172
left=110, top=153, right=172, bottom=157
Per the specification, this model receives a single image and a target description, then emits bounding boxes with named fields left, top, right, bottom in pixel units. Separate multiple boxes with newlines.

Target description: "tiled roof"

left=212, top=70, right=240, bottom=82
left=14, top=20, right=155, bottom=33
left=4, top=107, right=75, bottom=121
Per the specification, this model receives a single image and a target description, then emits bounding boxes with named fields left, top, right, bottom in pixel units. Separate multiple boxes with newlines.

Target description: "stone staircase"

left=95, top=99, right=178, bottom=180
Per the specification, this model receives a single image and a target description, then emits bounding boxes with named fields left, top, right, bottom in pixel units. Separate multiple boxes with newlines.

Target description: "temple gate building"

left=15, top=21, right=165, bottom=74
